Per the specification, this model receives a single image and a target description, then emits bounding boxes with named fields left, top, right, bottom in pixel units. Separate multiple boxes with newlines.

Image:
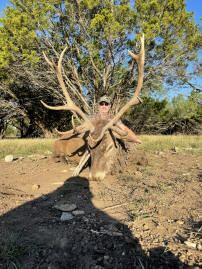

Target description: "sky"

left=0, top=0, right=201, bottom=99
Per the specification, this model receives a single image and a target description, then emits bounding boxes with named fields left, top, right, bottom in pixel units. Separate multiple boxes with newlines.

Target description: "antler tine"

left=55, top=123, right=87, bottom=137
left=58, top=47, right=68, bottom=73
left=93, top=34, right=145, bottom=142
left=41, top=47, right=95, bottom=132
left=42, top=51, right=56, bottom=69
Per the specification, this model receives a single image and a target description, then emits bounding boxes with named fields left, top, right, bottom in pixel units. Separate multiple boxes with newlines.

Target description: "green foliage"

left=0, top=232, right=35, bottom=267
left=0, top=6, right=38, bottom=67
left=0, top=0, right=201, bottom=136
left=1, top=0, right=200, bottom=88
left=168, top=91, right=202, bottom=121
left=124, top=90, right=201, bottom=134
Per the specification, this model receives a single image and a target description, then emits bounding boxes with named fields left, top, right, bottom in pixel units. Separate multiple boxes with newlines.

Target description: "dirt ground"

left=0, top=150, right=201, bottom=269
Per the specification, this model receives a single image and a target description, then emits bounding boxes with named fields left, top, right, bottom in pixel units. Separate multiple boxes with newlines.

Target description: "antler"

left=94, top=34, right=145, bottom=142
left=41, top=47, right=94, bottom=133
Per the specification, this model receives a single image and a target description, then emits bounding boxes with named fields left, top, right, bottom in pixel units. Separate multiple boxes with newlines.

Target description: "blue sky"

left=0, top=0, right=201, bottom=99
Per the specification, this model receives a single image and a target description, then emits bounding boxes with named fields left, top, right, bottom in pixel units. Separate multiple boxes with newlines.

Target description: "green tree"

left=165, top=90, right=202, bottom=134
left=0, top=0, right=201, bottom=136
left=125, top=90, right=201, bottom=134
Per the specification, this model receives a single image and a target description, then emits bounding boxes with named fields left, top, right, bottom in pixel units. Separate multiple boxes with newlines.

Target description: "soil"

left=0, top=150, right=201, bottom=269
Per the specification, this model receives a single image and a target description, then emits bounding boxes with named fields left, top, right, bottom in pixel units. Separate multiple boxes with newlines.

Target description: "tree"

left=165, top=91, right=202, bottom=134
left=124, top=90, right=202, bottom=134
left=0, top=0, right=201, bottom=136
left=0, top=2, right=72, bottom=137
left=123, top=96, right=170, bottom=134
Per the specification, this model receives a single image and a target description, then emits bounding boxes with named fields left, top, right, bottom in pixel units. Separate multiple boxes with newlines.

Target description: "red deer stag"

left=41, top=35, right=145, bottom=180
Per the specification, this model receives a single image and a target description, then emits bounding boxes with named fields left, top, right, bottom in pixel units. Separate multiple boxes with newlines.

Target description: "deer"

left=41, top=35, right=145, bottom=181
left=52, top=136, right=86, bottom=164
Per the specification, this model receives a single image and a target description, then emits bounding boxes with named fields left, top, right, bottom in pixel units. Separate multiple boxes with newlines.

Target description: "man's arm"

left=118, top=122, right=142, bottom=145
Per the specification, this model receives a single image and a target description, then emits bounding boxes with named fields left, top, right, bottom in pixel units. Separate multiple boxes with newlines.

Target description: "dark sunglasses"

left=99, top=101, right=110, bottom=106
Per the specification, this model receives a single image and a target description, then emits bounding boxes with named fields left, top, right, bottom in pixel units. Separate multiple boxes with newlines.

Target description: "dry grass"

left=0, top=135, right=201, bottom=159
left=138, top=135, right=201, bottom=155
left=0, top=138, right=55, bottom=159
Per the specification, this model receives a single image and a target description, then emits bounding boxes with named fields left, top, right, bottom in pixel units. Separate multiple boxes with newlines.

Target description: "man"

left=90, top=96, right=142, bottom=145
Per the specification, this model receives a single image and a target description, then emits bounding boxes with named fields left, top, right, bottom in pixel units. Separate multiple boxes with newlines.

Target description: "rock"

left=72, top=210, right=85, bottom=216
left=184, top=241, right=197, bottom=249
left=32, top=184, right=40, bottom=191
left=82, top=216, right=89, bottom=223
left=39, top=155, right=47, bottom=160
left=95, top=266, right=104, bottom=269
left=60, top=212, right=73, bottom=221
left=54, top=203, right=77, bottom=212
left=45, top=150, right=52, bottom=155
left=5, top=155, right=14, bottom=162
left=172, top=146, right=180, bottom=153
left=156, top=151, right=164, bottom=155
left=135, top=171, right=143, bottom=178
left=177, top=220, right=184, bottom=225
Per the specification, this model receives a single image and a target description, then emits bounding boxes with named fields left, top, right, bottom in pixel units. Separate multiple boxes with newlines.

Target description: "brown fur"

left=52, top=119, right=148, bottom=180
left=52, top=137, right=86, bottom=164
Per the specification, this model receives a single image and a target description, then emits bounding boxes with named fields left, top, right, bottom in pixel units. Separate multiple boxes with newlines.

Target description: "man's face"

left=98, top=101, right=111, bottom=113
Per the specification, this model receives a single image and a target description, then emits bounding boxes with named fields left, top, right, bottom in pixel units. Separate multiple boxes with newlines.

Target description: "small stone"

left=5, top=155, right=14, bottom=162
left=39, top=155, right=47, bottom=160
left=184, top=241, right=197, bottom=249
left=95, top=266, right=104, bottom=269
left=177, top=220, right=184, bottom=225
left=72, top=210, right=85, bottom=216
left=32, top=184, right=40, bottom=190
left=54, top=203, right=77, bottom=212
left=82, top=216, right=89, bottom=223
left=45, top=150, right=52, bottom=155
left=60, top=212, right=73, bottom=221
left=135, top=171, right=143, bottom=178
left=172, top=146, right=180, bottom=153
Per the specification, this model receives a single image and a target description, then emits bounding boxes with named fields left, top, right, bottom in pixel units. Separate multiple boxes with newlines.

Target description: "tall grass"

left=139, top=135, right=202, bottom=155
left=0, top=138, right=55, bottom=159
left=0, top=135, right=201, bottom=159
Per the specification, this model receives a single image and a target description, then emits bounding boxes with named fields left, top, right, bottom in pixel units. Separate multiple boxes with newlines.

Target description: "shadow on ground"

left=0, top=176, right=194, bottom=269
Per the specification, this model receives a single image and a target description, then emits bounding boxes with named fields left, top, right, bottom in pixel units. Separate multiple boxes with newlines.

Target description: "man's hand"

left=119, top=123, right=142, bottom=146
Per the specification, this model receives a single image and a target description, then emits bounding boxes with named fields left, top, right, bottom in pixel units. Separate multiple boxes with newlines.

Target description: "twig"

left=138, top=258, right=145, bottom=269
left=90, top=229, right=123, bottom=237
left=101, top=202, right=133, bottom=211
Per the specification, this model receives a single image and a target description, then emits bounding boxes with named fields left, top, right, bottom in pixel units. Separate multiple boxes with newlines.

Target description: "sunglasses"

left=99, top=101, right=110, bottom=106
